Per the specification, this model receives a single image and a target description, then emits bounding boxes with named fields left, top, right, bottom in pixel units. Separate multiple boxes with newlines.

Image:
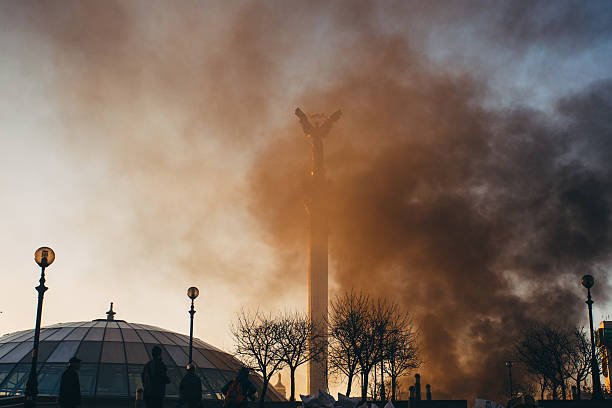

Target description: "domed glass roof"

left=0, top=318, right=284, bottom=401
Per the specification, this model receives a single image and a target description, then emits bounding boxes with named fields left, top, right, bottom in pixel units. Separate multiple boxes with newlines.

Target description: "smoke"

left=3, top=0, right=612, bottom=401
left=251, top=74, right=612, bottom=399
left=247, top=2, right=612, bottom=402
left=0, top=0, right=310, bottom=298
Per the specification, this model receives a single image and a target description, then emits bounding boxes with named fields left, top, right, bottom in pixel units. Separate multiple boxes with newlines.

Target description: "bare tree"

left=328, top=336, right=360, bottom=397
left=565, top=327, right=601, bottom=400
left=231, top=309, right=286, bottom=408
left=536, top=374, right=550, bottom=401
left=512, top=325, right=601, bottom=401
left=372, top=299, right=421, bottom=402
left=366, top=297, right=421, bottom=402
left=276, top=311, right=324, bottom=401
left=514, top=324, right=572, bottom=399
left=354, top=297, right=389, bottom=401
left=383, top=318, right=420, bottom=401
left=329, top=291, right=420, bottom=402
left=329, top=291, right=369, bottom=397
left=373, top=299, right=391, bottom=402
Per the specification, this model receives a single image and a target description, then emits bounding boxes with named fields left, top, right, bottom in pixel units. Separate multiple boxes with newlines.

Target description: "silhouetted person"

left=142, top=346, right=171, bottom=408
left=179, top=365, right=202, bottom=408
left=221, top=367, right=256, bottom=408
left=59, top=357, right=81, bottom=408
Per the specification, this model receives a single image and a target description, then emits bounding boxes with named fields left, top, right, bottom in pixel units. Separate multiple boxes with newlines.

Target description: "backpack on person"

left=225, top=379, right=245, bottom=404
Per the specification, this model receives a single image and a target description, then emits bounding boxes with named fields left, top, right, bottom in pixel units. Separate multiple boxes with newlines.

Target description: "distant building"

left=273, top=373, right=286, bottom=399
left=597, top=320, right=612, bottom=392
left=0, top=308, right=285, bottom=402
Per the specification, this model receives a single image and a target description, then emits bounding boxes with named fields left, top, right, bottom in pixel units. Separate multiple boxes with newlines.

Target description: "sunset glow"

left=2, top=1, right=612, bottom=404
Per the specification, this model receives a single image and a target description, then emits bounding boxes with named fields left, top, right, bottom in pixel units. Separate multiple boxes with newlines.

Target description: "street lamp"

left=582, top=274, right=603, bottom=400
left=505, top=360, right=513, bottom=400
left=187, top=286, right=199, bottom=365
left=25, top=247, right=55, bottom=408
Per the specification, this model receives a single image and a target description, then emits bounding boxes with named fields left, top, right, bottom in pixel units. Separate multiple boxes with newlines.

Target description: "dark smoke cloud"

left=251, top=73, right=612, bottom=401
left=248, top=4, right=612, bottom=401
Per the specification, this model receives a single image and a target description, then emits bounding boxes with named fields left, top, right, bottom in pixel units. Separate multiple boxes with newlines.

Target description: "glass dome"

left=0, top=319, right=284, bottom=401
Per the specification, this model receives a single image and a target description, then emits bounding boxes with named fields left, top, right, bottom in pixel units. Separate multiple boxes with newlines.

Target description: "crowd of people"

left=57, top=346, right=256, bottom=408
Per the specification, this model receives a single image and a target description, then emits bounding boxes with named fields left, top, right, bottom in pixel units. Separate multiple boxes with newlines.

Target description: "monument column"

left=295, top=107, right=341, bottom=393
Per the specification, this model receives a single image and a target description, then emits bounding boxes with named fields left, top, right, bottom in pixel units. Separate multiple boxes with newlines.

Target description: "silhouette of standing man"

left=142, top=346, right=171, bottom=408
left=221, top=367, right=256, bottom=408
left=179, top=364, right=202, bottom=408
left=59, top=357, right=81, bottom=408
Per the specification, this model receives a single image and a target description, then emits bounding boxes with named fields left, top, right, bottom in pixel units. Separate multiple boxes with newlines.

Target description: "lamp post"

left=25, top=247, right=55, bottom=408
left=187, top=286, right=199, bottom=365
left=505, top=360, right=513, bottom=399
left=582, top=274, right=603, bottom=400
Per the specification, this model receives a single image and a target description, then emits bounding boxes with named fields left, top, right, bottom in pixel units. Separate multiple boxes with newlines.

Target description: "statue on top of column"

left=295, top=107, right=341, bottom=178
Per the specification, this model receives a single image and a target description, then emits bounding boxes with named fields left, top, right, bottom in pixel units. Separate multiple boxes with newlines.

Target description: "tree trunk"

left=391, top=375, right=396, bottom=401
left=373, top=364, right=377, bottom=401
left=380, top=361, right=385, bottom=402
left=361, top=371, right=369, bottom=401
left=576, top=379, right=581, bottom=400
left=560, top=380, right=567, bottom=400
left=346, top=371, right=353, bottom=397
left=290, top=367, right=296, bottom=401
left=259, top=378, right=269, bottom=408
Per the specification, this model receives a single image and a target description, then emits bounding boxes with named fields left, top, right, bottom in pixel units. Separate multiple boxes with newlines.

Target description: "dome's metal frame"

left=0, top=320, right=284, bottom=401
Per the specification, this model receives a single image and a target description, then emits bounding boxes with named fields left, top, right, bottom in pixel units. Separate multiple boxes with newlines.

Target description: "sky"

left=1, top=0, right=612, bottom=403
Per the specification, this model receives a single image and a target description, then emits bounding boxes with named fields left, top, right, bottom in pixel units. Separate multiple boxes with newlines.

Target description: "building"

left=273, top=373, right=286, bottom=400
left=597, top=320, right=612, bottom=392
left=0, top=310, right=285, bottom=402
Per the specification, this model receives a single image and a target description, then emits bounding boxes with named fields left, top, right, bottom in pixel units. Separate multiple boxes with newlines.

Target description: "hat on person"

left=68, top=357, right=81, bottom=364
